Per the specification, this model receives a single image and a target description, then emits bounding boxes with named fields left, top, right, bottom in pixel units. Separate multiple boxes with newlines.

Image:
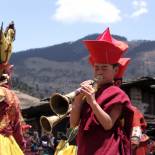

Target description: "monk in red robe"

left=131, top=107, right=149, bottom=155
left=114, top=57, right=150, bottom=155
left=70, top=28, right=134, bottom=155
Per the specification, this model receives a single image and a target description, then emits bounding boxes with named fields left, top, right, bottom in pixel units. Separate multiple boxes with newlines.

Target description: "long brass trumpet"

left=40, top=77, right=100, bottom=133
left=50, top=78, right=98, bottom=115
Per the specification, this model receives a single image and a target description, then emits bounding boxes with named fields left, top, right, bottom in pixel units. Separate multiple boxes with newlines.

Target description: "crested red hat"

left=84, top=28, right=128, bottom=64
left=115, top=58, right=131, bottom=79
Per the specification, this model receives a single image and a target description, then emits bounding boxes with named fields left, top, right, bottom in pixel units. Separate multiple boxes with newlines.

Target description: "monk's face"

left=93, top=63, right=118, bottom=85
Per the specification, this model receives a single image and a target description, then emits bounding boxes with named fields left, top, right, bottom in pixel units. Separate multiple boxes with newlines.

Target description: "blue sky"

left=0, top=0, right=155, bottom=52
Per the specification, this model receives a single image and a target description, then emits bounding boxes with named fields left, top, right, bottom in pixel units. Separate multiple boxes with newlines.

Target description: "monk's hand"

left=81, top=80, right=94, bottom=86
left=74, top=92, right=84, bottom=104
left=80, top=83, right=96, bottom=106
left=74, top=80, right=94, bottom=103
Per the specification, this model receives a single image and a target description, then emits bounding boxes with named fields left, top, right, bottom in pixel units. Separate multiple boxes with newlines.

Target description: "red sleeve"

left=12, top=93, right=26, bottom=149
left=132, top=107, right=147, bottom=130
left=97, top=86, right=134, bottom=137
left=97, top=86, right=131, bottom=111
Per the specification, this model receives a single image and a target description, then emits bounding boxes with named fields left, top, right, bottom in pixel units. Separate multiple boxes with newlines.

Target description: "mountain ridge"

left=10, top=34, right=155, bottom=98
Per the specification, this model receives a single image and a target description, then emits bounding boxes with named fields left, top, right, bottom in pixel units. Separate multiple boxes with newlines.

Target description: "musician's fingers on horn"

left=82, top=82, right=94, bottom=90
left=80, top=85, right=95, bottom=95
left=80, top=80, right=93, bottom=86
left=80, top=88, right=89, bottom=95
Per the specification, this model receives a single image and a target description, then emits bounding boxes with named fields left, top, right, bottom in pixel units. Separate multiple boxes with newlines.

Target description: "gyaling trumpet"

left=40, top=113, right=68, bottom=133
left=49, top=78, right=99, bottom=115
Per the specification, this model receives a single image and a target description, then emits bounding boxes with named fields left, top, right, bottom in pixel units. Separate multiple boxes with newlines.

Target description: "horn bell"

left=40, top=115, right=66, bottom=133
left=50, top=92, right=75, bottom=115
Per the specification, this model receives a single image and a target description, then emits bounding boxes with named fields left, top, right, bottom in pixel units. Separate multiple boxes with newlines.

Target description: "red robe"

left=131, top=107, right=149, bottom=155
left=76, top=83, right=133, bottom=155
left=0, top=86, right=25, bottom=149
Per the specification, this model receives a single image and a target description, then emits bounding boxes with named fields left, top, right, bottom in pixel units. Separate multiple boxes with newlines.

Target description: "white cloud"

left=131, top=0, right=148, bottom=17
left=52, top=0, right=122, bottom=24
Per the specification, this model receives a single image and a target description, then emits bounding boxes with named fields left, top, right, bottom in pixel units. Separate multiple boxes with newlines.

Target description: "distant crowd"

left=24, top=130, right=59, bottom=155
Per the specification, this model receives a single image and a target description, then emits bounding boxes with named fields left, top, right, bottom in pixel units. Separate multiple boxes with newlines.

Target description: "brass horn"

left=49, top=91, right=78, bottom=115
left=50, top=78, right=99, bottom=115
left=40, top=114, right=67, bottom=133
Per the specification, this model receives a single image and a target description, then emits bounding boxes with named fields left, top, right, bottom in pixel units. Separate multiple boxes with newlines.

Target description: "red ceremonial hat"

left=115, top=58, right=131, bottom=79
left=84, top=28, right=128, bottom=64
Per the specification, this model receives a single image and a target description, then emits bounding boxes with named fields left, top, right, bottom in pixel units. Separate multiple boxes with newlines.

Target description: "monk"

left=70, top=28, right=134, bottom=155
left=114, top=57, right=150, bottom=155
